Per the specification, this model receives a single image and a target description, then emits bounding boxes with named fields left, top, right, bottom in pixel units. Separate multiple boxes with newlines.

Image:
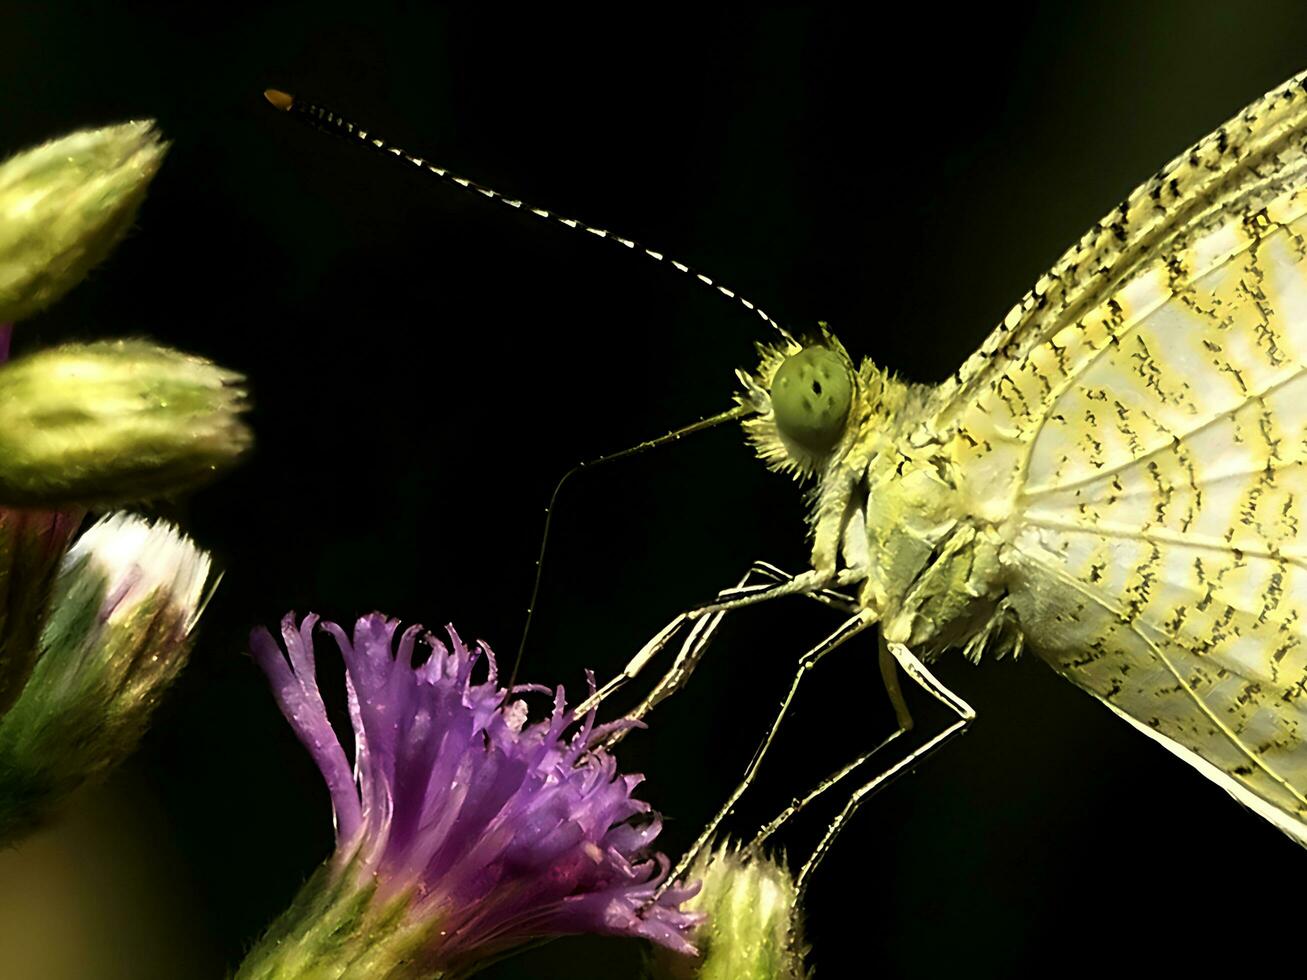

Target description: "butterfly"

left=901, top=68, right=1307, bottom=847
left=540, top=68, right=1307, bottom=886
left=267, top=68, right=1307, bottom=882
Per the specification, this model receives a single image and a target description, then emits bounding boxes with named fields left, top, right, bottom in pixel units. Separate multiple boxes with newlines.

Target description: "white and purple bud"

left=0, top=513, right=211, bottom=840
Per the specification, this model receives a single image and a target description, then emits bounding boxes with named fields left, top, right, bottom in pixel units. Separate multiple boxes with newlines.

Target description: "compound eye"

left=771, top=346, right=853, bottom=453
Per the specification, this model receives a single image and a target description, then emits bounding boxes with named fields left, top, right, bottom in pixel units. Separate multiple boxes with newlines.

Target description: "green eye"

left=771, top=346, right=853, bottom=453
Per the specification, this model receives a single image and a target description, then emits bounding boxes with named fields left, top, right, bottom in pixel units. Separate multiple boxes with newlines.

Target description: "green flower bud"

left=0, top=506, right=84, bottom=714
left=0, top=121, right=167, bottom=323
left=0, top=513, right=210, bottom=841
left=649, top=845, right=809, bottom=980
left=0, top=339, right=251, bottom=505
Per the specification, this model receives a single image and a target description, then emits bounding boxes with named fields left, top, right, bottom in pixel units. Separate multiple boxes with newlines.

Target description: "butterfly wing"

left=936, top=71, right=1307, bottom=842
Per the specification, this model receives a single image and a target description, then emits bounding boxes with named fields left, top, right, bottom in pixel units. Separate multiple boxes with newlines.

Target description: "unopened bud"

left=0, top=513, right=211, bottom=840
left=648, top=844, right=809, bottom=980
left=0, top=122, right=166, bottom=323
left=0, top=339, right=250, bottom=505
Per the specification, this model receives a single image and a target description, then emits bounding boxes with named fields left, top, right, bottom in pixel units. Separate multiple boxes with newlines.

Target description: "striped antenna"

left=263, top=89, right=794, bottom=343
left=264, top=88, right=773, bottom=692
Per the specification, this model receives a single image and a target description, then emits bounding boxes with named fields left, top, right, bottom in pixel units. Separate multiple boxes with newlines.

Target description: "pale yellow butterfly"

left=267, top=70, right=1307, bottom=886
left=539, top=68, right=1307, bottom=890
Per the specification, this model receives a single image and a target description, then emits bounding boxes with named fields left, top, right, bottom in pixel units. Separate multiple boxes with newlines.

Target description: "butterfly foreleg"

left=577, top=560, right=855, bottom=721
left=611, top=563, right=859, bottom=737
left=794, top=640, right=975, bottom=898
left=685, top=565, right=863, bottom=618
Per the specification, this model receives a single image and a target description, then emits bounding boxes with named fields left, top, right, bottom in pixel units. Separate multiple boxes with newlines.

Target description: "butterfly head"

left=738, top=324, right=890, bottom=481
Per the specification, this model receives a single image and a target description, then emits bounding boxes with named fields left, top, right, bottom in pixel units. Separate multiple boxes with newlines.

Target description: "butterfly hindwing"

left=934, top=72, right=1307, bottom=841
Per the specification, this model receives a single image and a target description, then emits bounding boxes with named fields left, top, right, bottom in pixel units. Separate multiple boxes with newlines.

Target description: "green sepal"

left=0, top=506, right=83, bottom=714
left=0, top=549, right=192, bottom=841
left=235, top=851, right=442, bottom=980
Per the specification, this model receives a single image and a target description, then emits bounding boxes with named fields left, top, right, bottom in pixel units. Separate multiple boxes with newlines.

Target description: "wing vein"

left=1022, top=356, right=1307, bottom=500
left=1010, top=538, right=1307, bottom=807
left=1018, top=514, right=1304, bottom=571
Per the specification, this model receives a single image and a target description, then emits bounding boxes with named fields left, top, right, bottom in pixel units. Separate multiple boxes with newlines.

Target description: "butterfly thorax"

left=850, top=392, right=1011, bottom=659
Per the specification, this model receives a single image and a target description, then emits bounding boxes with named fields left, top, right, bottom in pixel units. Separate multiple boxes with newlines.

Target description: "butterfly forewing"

left=935, top=72, right=1307, bottom=841
left=932, top=69, right=1307, bottom=423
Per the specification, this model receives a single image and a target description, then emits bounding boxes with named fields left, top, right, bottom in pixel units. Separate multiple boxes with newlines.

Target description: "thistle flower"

left=241, top=613, right=702, bottom=979
left=0, top=339, right=250, bottom=505
left=0, top=512, right=210, bottom=840
left=0, top=121, right=166, bottom=323
left=648, top=844, right=809, bottom=980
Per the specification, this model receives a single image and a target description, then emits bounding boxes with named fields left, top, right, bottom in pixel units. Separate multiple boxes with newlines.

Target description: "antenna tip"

left=263, top=89, right=295, bottom=111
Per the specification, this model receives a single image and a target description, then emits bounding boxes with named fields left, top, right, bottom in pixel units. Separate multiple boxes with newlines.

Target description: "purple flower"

left=243, top=612, right=700, bottom=978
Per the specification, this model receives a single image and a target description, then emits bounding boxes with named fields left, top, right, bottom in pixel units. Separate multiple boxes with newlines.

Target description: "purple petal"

left=250, top=620, right=361, bottom=841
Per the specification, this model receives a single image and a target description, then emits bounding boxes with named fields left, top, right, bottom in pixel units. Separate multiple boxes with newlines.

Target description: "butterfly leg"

left=747, top=726, right=908, bottom=852
left=686, top=564, right=863, bottom=618
left=793, top=640, right=974, bottom=899
left=663, top=607, right=878, bottom=887
left=879, top=630, right=914, bottom=732
left=743, top=635, right=916, bottom=852
left=609, top=563, right=857, bottom=738
left=623, top=595, right=909, bottom=745
left=575, top=560, right=855, bottom=718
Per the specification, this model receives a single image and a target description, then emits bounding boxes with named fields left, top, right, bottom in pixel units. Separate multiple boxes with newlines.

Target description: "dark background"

left=1, top=3, right=1305, bottom=977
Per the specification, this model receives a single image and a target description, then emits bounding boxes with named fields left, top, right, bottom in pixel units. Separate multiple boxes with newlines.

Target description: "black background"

left=2, top=3, right=1306, bottom=977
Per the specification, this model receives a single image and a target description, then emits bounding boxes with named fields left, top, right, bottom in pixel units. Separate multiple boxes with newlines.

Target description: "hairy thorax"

left=842, top=386, right=1014, bottom=659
